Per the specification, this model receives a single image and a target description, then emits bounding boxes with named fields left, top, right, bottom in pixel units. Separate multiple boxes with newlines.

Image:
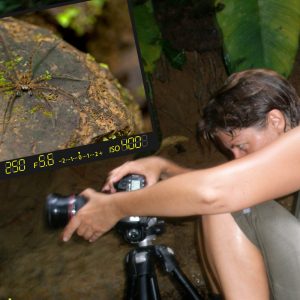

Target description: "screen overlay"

left=0, top=0, right=159, bottom=178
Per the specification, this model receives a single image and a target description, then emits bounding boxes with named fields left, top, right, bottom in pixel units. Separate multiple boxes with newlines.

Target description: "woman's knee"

left=197, top=214, right=269, bottom=300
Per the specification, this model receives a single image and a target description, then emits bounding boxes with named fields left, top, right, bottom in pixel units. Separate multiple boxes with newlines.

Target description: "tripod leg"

left=125, top=252, right=137, bottom=300
left=136, top=270, right=160, bottom=300
left=125, top=250, right=138, bottom=300
left=125, top=248, right=161, bottom=300
left=155, top=245, right=204, bottom=300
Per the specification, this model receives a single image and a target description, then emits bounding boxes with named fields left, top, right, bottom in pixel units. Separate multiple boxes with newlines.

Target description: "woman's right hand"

left=102, top=156, right=166, bottom=193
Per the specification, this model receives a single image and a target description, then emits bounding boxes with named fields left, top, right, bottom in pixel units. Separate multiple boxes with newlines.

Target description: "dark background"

left=0, top=0, right=299, bottom=299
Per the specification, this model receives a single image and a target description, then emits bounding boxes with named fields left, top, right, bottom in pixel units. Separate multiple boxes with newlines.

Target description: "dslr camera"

left=46, top=174, right=163, bottom=243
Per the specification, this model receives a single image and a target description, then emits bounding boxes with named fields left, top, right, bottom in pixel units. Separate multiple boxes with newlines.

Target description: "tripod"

left=118, top=218, right=204, bottom=300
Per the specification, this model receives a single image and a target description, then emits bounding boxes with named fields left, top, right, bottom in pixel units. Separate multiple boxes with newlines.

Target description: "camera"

left=46, top=174, right=164, bottom=244
left=45, top=174, right=146, bottom=229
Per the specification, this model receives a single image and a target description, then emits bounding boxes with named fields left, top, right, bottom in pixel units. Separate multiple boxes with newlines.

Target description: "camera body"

left=114, top=174, right=146, bottom=192
left=46, top=174, right=164, bottom=243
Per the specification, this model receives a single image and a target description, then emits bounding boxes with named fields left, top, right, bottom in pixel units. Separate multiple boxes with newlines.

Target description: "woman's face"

left=216, top=109, right=288, bottom=159
left=216, top=126, right=282, bottom=159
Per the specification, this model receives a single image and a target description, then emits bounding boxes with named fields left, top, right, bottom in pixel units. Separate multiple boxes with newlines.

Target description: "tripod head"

left=116, top=216, right=165, bottom=246
left=114, top=174, right=165, bottom=246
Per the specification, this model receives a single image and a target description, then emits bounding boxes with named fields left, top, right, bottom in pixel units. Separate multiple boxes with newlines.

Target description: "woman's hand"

left=62, top=188, right=123, bottom=243
left=62, top=157, right=192, bottom=242
left=102, top=156, right=167, bottom=193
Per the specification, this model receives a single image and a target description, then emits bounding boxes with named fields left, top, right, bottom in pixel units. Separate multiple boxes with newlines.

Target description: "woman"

left=63, top=69, right=300, bottom=299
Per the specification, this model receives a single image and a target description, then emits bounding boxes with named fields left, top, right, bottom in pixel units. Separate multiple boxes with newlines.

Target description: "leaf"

left=56, top=7, right=81, bottom=28
left=215, top=0, right=300, bottom=77
left=55, top=0, right=106, bottom=36
left=132, top=0, right=162, bottom=73
left=162, top=40, right=187, bottom=70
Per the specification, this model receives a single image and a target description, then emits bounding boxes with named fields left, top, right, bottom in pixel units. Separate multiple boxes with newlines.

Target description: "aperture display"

left=0, top=133, right=155, bottom=178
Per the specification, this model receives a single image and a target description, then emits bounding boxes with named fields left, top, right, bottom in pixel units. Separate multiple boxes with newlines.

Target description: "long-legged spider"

left=0, top=31, right=89, bottom=142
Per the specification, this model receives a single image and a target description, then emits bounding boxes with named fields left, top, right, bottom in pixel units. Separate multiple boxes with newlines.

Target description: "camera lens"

left=46, top=193, right=86, bottom=228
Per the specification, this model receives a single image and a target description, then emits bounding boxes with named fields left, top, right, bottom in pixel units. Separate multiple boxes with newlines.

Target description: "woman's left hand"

left=62, top=188, right=122, bottom=243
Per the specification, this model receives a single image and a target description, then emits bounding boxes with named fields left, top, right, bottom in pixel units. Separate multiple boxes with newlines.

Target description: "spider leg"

left=51, top=114, right=56, bottom=128
left=32, top=74, right=89, bottom=84
left=32, top=40, right=61, bottom=77
left=1, top=92, right=18, bottom=142
left=34, top=85, right=80, bottom=107
left=27, top=41, right=40, bottom=80
left=0, top=85, right=14, bottom=93
left=0, top=69, right=16, bottom=85
left=35, top=90, right=53, bottom=111
left=34, top=85, right=99, bottom=125
left=0, top=31, right=18, bottom=81
left=0, top=64, right=16, bottom=84
left=35, top=91, right=56, bottom=128
left=49, top=74, right=89, bottom=82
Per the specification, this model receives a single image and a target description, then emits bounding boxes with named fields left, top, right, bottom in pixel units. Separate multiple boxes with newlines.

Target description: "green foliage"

left=56, top=7, right=81, bottom=28
left=0, top=2, right=20, bottom=15
left=132, top=0, right=162, bottom=73
left=132, top=0, right=187, bottom=74
left=215, top=0, right=300, bottom=77
left=56, top=0, right=106, bottom=36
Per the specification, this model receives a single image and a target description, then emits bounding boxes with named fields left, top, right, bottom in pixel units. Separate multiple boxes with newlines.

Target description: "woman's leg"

left=197, top=213, right=269, bottom=300
left=196, top=219, right=221, bottom=296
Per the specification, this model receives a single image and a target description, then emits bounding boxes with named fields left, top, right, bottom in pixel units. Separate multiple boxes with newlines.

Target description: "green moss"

left=99, top=63, right=109, bottom=69
left=67, top=141, right=78, bottom=148
left=29, top=105, right=53, bottom=118
left=29, top=106, right=40, bottom=114
left=42, top=111, right=54, bottom=118
left=86, top=53, right=96, bottom=63
left=3, top=55, right=23, bottom=70
left=101, top=128, right=132, bottom=142
left=40, top=70, right=52, bottom=81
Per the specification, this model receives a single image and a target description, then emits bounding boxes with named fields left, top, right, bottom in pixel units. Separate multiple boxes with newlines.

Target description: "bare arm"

left=102, top=156, right=191, bottom=192
left=120, top=125, right=300, bottom=215
left=63, top=126, right=300, bottom=242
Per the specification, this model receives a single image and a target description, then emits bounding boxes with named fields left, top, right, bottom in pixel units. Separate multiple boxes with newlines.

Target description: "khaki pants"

left=232, top=200, right=300, bottom=300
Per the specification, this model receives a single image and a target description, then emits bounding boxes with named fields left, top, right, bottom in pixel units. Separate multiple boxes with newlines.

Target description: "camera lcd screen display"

left=0, top=0, right=159, bottom=178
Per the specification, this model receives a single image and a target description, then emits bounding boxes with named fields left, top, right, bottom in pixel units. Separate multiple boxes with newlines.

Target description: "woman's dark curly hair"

left=198, top=69, right=300, bottom=150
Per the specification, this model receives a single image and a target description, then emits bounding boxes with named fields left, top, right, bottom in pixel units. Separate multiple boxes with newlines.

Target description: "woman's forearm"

left=158, top=157, right=192, bottom=178
left=111, top=170, right=212, bottom=218
left=112, top=126, right=300, bottom=218
left=101, top=156, right=191, bottom=193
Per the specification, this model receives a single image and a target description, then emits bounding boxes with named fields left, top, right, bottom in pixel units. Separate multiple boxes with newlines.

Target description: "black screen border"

left=0, top=0, right=161, bottom=179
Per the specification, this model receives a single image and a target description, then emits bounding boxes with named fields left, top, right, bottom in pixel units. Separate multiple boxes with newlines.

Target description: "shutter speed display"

left=1, top=133, right=155, bottom=178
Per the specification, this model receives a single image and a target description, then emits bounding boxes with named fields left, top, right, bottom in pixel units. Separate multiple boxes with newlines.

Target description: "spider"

left=0, top=31, right=89, bottom=142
